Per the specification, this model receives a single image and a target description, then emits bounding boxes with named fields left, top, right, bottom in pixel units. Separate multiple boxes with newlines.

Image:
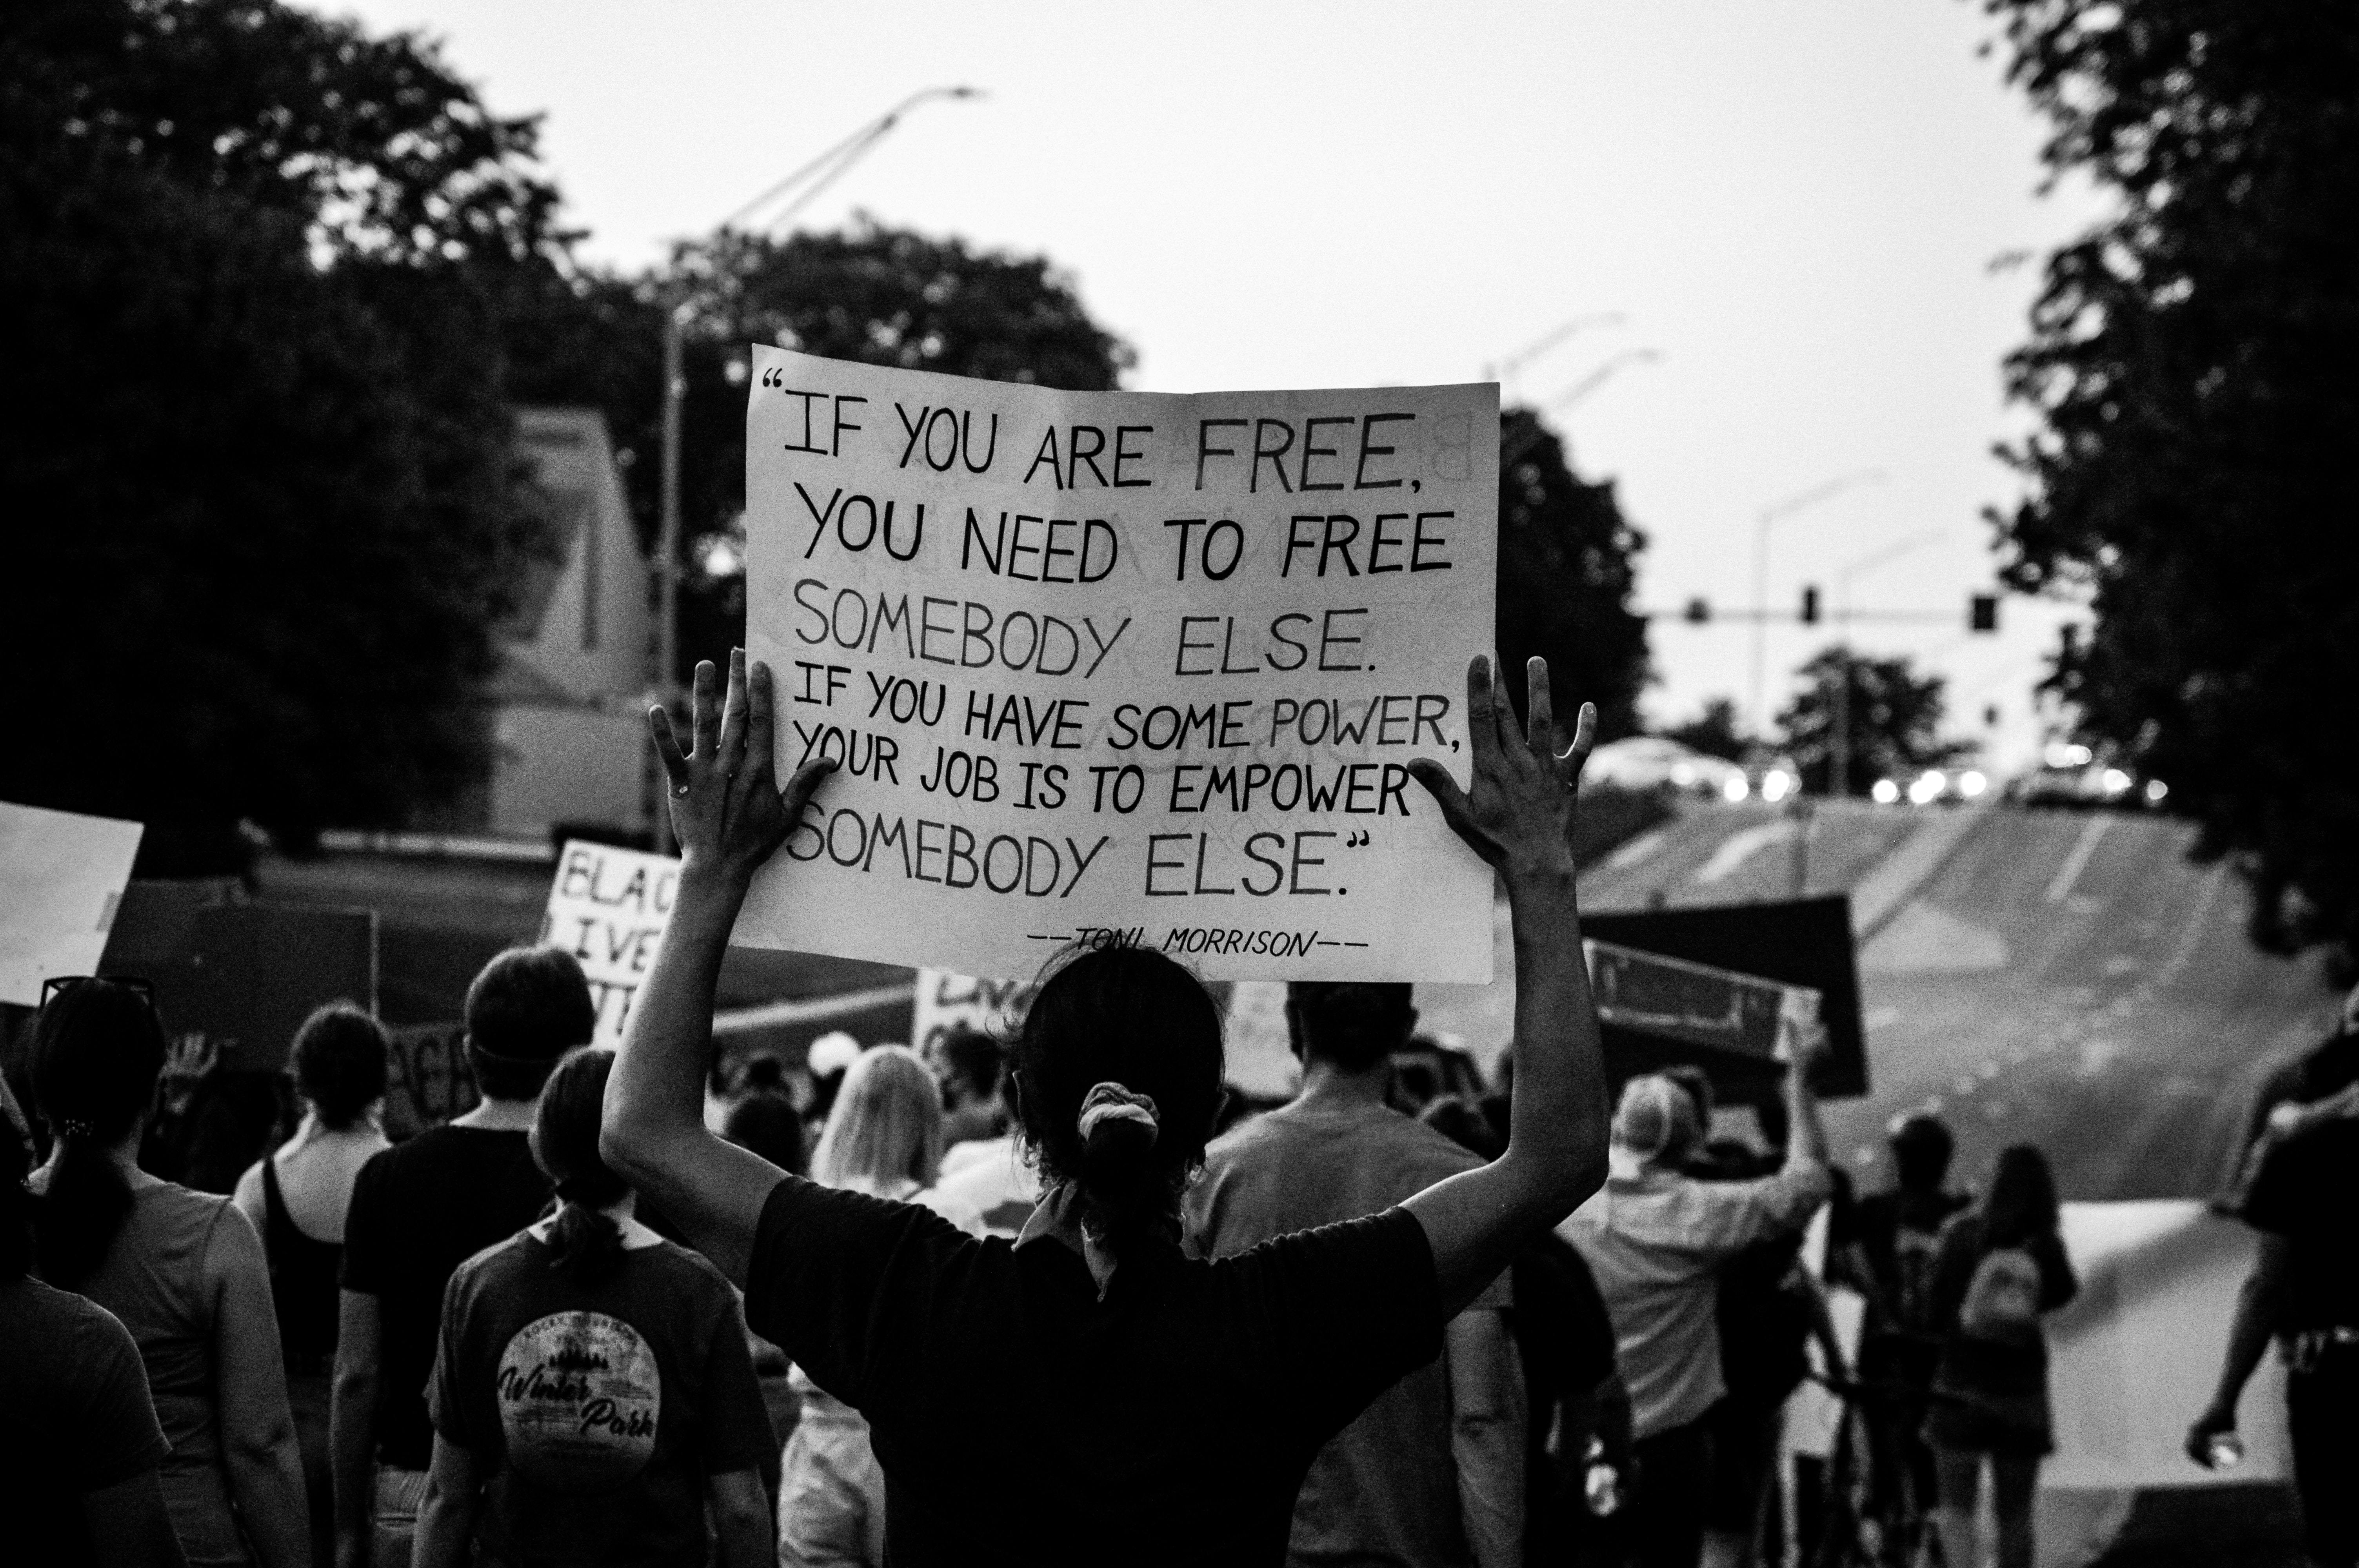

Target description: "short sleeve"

left=2240, top=1132, right=2309, bottom=1238
left=692, top=1283, right=776, bottom=1477
left=1236, top=1207, right=1445, bottom=1442
left=424, top=1264, right=489, bottom=1451
left=65, top=1303, right=169, bottom=1490
left=742, top=1176, right=978, bottom=1412
left=339, top=1150, right=392, bottom=1294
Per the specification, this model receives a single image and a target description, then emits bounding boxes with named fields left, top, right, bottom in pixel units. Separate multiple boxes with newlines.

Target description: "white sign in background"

left=540, top=841, right=680, bottom=1045
left=740, top=350, right=1499, bottom=981
left=0, top=801, right=145, bottom=1007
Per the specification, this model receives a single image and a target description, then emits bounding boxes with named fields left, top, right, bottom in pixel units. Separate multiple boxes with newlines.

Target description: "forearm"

left=1502, top=858, right=1609, bottom=1210
left=223, top=1434, right=312, bottom=1568
left=329, top=1367, right=379, bottom=1546
left=411, top=1487, right=474, bottom=1568
left=2207, top=1268, right=2281, bottom=1414
left=1782, top=1059, right=1829, bottom=1171
left=607, top=859, right=746, bottom=1166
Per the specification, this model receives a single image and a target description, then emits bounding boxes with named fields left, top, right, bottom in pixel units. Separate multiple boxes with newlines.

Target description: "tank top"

left=261, top=1154, right=344, bottom=1370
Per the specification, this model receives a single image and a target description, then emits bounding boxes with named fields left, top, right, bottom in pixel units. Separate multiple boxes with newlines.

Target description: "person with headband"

left=603, top=648, right=1612, bottom=1567
left=411, top=1048, right=775, bottom=1568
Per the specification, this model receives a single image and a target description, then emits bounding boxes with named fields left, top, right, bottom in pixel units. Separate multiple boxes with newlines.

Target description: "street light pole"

left=648, top=86, right=981, bottom=852
left=1829, top=529, right=1943, bottom=797
left=1547, top=348, right=1662, bottom=414
left=1485, top=313, right=1625, bottom=400
left=1747, top=468, right=1886, bottom=747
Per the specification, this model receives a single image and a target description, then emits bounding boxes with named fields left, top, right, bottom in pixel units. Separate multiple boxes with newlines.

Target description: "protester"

left=1921, top=1144, right=2076, bottom=1568
left=925, top=1024, right=1005, bottom=1156
left=2188, top=1092, right=2358, bottom=1568
left=1424, top=1094, right=1633, bottom=1568
left=1187, top=983, right=1527, bottom=1568
left=407, top=1047, right=773, bottom=1567
left=776, top=1043, right=960, bottom=1567
left=29, top=977, right=312, bottom=1568
left=1852, top=1112, right=1967, bottom=1528
left=1559, top=1042, right=1834, bottom=1568
left=923, top=1059, right=1043, bottom=1238
left=333, top=947, right=587, bottom=1568
left=2, top=1110, right=189, bottom=1567
left=233, top=1004, right=392, bottom=1567
left=601, top=650, right=1610, bottom=1566
left=720, top=1080, right=807, bottom=1176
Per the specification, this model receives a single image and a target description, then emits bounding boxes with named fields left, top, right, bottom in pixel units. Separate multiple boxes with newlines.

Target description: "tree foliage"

left=1663, top=698, right=1750, bottom=763
left=0, top=0, right=568, bottom=868
left=1776, top=647, right=1970, bottom=795
left=1496, top=410, right=1651, bottom=740
left=1985, top=0, right=2359, bottom=954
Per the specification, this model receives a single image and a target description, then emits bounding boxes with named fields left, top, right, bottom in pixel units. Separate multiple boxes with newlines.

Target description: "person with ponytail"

left=411, top=1047, right=775, bottom=1568
left=29, top=978, right=311, bottom=1568
left=602, top=650, right=1612, bottom=1567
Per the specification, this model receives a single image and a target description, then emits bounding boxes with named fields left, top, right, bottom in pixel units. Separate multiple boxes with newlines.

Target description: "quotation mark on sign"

left=1345, top=830, right=1372, bottom=848
left=760, top=366, right=787, bottom=388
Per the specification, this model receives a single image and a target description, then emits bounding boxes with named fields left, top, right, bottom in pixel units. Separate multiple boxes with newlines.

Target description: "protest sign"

left=0, top=800, right=145, bottom=1006
left=1582, top=938, right=1817, bottom=1063
left=540, top=841, right=680, bottom=1044
left=911, top=967, right=1035, bottom=1056
left=740, top=349, right=1499, bottom=981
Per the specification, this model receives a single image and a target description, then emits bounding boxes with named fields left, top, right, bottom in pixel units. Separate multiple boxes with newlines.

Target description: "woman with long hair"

left=30, top=978, right=310, bottom=1568
left=411, top=1047, right=775, bottom=1568
left=603, top=650, right=1612, bottom=1566
left=1923, top=1143, right=2077, bottom=1568
left=232, top=1004, right=391, bottom=1564
left=778, top=1045, right=949, bottom=1566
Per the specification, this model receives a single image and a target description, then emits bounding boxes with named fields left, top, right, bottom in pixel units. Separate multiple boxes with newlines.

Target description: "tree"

left=1496, top=409, right=1651, bottom=739
left=1663, top=698, right=1750, bottom=763
left=1777, top=647, right=1970, bottom=796
left=0, top=0, right=570, bottom=869
left=1985, top=0, right=2359, bottom=955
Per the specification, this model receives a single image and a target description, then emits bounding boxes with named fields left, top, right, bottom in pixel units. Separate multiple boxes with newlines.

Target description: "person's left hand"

left=650, top=650, right=835, bottom=883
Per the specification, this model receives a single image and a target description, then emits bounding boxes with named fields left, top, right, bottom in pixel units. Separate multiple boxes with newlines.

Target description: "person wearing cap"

left=1186, top=981, right=1526, bottom=1568
left=1558, top=1043, right=1833, bottom=1568
left=331, top=947, right=592, bottom=1568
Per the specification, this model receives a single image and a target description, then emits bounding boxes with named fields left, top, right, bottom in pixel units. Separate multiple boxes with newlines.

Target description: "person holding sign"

left=602, top=648, right=1609, bottom=1568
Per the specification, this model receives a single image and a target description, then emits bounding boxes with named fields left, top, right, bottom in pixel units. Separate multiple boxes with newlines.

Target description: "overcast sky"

left=326, top=0, right=2106, bottom=773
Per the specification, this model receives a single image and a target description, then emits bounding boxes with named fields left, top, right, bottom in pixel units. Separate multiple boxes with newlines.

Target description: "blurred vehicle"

left=2004, top=743, right=2165, bottom=810
left=1869, top=765, right=1993, bottom=807
left=1585, top=737, right=1750, bottom=800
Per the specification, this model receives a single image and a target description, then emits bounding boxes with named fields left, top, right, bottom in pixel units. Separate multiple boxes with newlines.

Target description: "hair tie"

left=57, top=1117, right=97, bottom=1140
left=1078, top=1082, right=1159, bottom=1148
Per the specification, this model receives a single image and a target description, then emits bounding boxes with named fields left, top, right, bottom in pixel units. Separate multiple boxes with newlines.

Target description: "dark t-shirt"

left=0, top=1277, right=171, bottom=1567
left=342, top=1125, right=552, bottom=1468
left=429, top=1231, right=774, bottom=1567
left=2241, top=1116, right=2359, bottom=1332
left=743, top=1175, right=1444, bottom=1568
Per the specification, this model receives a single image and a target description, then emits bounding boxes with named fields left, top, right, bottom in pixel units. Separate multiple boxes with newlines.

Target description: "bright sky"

left=328, top=0, right=2102, bottom=773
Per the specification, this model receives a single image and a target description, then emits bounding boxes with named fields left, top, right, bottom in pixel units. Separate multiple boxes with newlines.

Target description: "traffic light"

left=1800, top=585, right=1821, bottom=625
left=1683, top=597, right=1711, bottom=624
left=1968, top=593, right=1999, bottom=633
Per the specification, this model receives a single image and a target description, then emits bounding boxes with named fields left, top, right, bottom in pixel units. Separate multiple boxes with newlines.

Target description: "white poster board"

left=540, top=841, right=681, bottom=1045
left=741, top=349, right=1499, bottom=981
left=911, top=967, right=1037, bottom=1056
left=0, top=801, right=145, bottom=1006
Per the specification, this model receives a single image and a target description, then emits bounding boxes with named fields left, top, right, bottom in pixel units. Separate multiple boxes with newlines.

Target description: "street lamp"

left=651, top=86, right=983, bottom=849
left=1828, top=529, right=1942, bottom=797
left=1485, top=313, right=1625, bottom=400
left=1546, top=348, right=1662, bottom=413
left=1747, top=468, right=1885, bottom=745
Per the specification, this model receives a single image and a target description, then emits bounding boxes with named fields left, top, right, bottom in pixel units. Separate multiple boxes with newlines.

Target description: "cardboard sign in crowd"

left=541, top=841, right=682, bottom=1044
left=740, top=351, right=1499, bottom=982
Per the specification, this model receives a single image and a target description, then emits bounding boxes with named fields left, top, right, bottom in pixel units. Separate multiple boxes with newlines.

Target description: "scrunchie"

left=1077, top=1082, right=1159, bottom=1148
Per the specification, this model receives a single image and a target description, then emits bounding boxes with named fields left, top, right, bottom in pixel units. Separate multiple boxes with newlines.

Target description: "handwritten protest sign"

left=911, top=967, right=1036, bottom=1056
left=540, top=841, right=680, bottom=1044
left=0, top=800, right=145, bottom=1006
left=740, top=350, right=1499, bottom=981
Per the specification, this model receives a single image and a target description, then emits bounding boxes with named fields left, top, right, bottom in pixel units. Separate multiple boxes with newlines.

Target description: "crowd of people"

left=2, top=650, right=2353, bottom=1568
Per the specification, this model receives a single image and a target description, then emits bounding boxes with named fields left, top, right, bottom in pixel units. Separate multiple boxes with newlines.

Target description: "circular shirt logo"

left=495, top=1310, right=661, bottom=1489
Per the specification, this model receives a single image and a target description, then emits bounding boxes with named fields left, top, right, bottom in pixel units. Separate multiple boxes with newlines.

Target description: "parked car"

left=1585, top=737, right=1750, bottom=799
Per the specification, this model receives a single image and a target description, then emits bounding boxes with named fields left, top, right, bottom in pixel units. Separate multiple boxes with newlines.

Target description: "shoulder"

left=649, top=1238, right=743, bottom=1299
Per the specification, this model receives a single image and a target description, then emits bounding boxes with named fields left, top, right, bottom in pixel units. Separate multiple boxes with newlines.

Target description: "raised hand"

left=649, top=650, right=835, bottom=884
left=1408, top=654, right=1596, bottom=877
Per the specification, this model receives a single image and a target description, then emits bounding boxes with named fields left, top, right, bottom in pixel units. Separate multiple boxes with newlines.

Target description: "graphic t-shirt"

left=341, top=1127, right=553, bottom=1469
left=0, top=1277, right=170, bottom=1568
left=743, top=1174, right=1445, bottom=1568
left=2240, top=1115, right=2359, bottom=1332
left=429, top=1232, right=774, bottom=1567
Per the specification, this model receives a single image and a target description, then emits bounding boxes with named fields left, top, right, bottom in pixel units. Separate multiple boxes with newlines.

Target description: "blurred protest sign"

left=912, top=967, right=1034, bottom=1056
left=1583, top=938, right=1815, bottom=1063
left=0, top=801, right=144, bottom=1005
left=740, top=350, right=1498, bottom=982
left=540, top=840, right=680, bottom=1044
left=186, top=904, right=376, bottom=1073
left=1222, top=978, right=1301, bottom=1100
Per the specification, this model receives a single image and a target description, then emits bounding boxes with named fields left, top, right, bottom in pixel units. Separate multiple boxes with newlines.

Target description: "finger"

left=716, top=647, right=751, bottom=767
left=1408, top=758, right=1504, bottom=867
left=745, top=660, right=778, bottom=782
left=1462, top=655, right=1500, bottom=769
left=648, top=705, right=690, bottom=791
left=778, top=755, right=839, bottom=821
left=1559, top=701, right=1599, bottom=786
left=689, top=659, right=720, bottom=760
left=1525, top=657, right=1554, bottom=758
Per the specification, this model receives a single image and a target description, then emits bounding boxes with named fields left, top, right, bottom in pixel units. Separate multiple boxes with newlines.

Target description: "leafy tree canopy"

left=1662, top=697, right=1750, bottom=763
left=1495, top=410, right=1651, bottom=740
left=1986, top=0, right=2359, bottom=955
left=1776, top=647, right=1970, bottom=796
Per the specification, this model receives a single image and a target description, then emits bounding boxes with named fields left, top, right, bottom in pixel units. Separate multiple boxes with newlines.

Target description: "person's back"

left=1191, top=1100, right=1496, bottom=1567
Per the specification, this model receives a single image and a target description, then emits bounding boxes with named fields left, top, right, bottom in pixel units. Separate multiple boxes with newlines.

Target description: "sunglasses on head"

left=38, top=975, right=159, bottom=1011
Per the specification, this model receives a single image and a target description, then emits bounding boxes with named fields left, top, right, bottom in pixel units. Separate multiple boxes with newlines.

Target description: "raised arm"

left=602, top=651, right=834, bottom=1284
left=1404, top=655, right=1610, bottom=1316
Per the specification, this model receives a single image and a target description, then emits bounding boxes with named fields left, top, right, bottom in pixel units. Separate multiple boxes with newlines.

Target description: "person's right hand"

left=1409, top=654, right=1595, bottom=878
left=649, top=650, right=835, bottom=885
left=2184, top=1401, right=2237, bottom=1468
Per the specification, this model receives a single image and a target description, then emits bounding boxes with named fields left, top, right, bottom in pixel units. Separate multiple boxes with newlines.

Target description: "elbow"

left=598, top=1101, right=662, bottom=1186
left=1554, top=1150, right=1608, bottom=1215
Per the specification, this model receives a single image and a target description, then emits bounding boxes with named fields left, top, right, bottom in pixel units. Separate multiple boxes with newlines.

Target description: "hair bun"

left=1077, top=1081, right=1160, bottom=1167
